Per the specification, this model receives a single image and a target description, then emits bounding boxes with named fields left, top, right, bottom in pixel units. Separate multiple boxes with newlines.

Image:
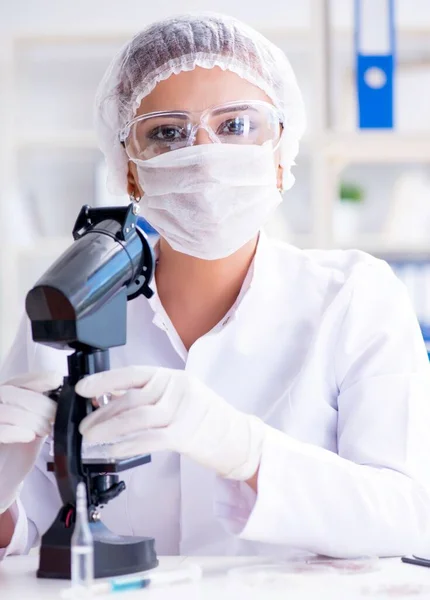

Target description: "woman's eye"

left=148, top=125, right=186, bottom=142
left=217, top=117, right=250, bottom=136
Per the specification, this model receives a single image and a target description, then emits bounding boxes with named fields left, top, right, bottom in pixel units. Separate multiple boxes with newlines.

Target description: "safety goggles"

left=119, top=100, right=283, bottom=161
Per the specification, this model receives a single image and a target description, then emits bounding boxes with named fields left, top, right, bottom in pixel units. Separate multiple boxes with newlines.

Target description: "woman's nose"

left=193, top=126, right=213, bottom=145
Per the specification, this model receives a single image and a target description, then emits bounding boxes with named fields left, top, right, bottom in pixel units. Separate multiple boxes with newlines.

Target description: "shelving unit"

left=1, top=0, right=430, bottom=359
left=16, top=131, right=99, bottom=149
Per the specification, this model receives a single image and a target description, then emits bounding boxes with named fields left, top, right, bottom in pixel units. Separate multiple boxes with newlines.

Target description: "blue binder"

left=355, top=0, right=396, bottom=129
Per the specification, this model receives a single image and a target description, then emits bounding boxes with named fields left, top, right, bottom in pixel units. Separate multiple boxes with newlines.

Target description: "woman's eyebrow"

left=211, top=104, right=256, bottom=115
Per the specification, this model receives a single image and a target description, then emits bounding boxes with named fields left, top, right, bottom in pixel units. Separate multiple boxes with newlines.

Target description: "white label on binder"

left=358, top=0, right=392, bottom=55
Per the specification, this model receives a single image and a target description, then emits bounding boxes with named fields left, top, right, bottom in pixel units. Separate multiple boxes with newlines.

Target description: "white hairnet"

left=95, top=12, right=306, bottom=195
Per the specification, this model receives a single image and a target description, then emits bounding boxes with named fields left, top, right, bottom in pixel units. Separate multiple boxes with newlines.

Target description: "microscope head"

left=26, top=204, right=154, bottom=351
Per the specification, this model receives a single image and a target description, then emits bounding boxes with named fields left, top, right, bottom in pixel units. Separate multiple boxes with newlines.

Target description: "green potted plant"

left=334, top=180, right=365, bottom=244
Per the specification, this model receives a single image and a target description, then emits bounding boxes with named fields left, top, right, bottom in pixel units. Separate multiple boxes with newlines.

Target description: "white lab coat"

left=2, top=233, right=430, bottom=560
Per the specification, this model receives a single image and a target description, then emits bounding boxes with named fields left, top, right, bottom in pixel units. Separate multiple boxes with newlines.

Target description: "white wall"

left=1, top=0, right=430, bottom=359
left=0, top=0, right=310, bottom=33
left=2, top=0, right=430, bottom=35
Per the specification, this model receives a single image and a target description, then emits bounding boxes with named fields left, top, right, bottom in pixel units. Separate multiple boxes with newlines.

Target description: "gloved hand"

left=77, top=366, right=266, bottom=481
left=0, top=372, right=62, bottom=513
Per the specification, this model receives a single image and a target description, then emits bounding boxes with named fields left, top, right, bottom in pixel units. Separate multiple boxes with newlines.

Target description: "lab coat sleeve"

left=0, top=317, right=63, bottom=559
left=216, top=261, right=430, bottom=557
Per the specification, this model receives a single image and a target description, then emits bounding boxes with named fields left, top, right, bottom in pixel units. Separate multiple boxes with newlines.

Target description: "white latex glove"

left=77, top=366, right=266, bottom=481
left=0, top=372, right=62, bottom=513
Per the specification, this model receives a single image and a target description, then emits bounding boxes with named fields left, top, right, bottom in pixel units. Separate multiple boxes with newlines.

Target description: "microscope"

left=25, top=203, right=159, bottom=579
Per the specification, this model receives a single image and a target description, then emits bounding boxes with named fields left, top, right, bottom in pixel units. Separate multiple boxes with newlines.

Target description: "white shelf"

left=11, top=24, right=430, bottom=46
left=284, top=234, right=430, bottom=257
left=332, top=235, right=430, bottom=257
left=17, top=236, right=73, bottom=256
left=13, top=32, right=133, bottom=45
left=322, top=133, right=430, bottom=163
left=13, top=131, right=430, bottom=159
left=10, top=28, right=313, bottom=60
left=286, top=234, right=315, bottom=249
left=16, top=130, right=99, bottom=150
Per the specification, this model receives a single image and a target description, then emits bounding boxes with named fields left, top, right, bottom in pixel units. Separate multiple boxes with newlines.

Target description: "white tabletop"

left=1, top=554, right=430, bottom=599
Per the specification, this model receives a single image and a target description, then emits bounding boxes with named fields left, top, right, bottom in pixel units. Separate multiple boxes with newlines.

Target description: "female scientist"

left=1, top=13, right=430, bottom=559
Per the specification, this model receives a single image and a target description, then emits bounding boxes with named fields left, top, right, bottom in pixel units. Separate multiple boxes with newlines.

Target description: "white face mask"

left=134, top=143, right=282, bottom=260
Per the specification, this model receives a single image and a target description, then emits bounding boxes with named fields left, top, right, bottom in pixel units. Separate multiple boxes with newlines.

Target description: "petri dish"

left=306, top=557, right=380, bottom=575
left=360, top=583, right=430, bottom=597
left=227, top=562, right=333, bottom=591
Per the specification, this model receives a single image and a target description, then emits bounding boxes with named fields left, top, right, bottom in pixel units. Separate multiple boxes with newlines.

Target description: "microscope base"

left=37, top=512, right=158, bottom=579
